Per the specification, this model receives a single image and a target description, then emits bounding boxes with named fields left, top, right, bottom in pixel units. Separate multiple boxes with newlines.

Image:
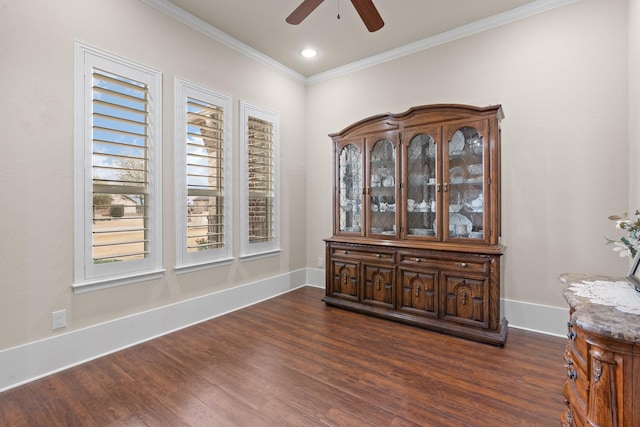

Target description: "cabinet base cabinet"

left=328, top=260, right=359, bottom=302
left=562, top=315, right=640, bottom=427
left=559, top=271, right=640, bottom=427
left=398, top=269, right=438, bottom=318
left=324, top=241, right=508, bottom=345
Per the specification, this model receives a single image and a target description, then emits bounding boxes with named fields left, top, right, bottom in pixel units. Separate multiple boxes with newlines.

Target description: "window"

left=74, top=42, right=162, bottom=291
left=239, top=101, right=280, bottom=259
left=175, top=78, right=232, bottom=270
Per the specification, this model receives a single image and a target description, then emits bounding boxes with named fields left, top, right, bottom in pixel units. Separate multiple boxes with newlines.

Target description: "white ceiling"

left=152, top=0, right=572, bottom=81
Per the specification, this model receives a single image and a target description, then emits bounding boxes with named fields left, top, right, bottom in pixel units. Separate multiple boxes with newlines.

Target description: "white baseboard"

left=0, top=268, right=308, bottom=392
left=0, top=268, right=568, bottom=392
left=502, top=298, right=568, bottom=338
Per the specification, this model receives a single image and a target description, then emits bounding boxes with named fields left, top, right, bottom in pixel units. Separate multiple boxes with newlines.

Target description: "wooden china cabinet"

left=324, top=104, right=508, bottom=345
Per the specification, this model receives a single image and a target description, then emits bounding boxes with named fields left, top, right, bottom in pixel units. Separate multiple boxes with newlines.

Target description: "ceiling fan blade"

left=351, top=0, right=384, bottom=32
left=286, top=0, right=325, bottom=25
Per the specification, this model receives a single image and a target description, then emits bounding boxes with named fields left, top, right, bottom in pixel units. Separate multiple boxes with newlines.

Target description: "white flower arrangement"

left=607, top=211, right=640, bottom=258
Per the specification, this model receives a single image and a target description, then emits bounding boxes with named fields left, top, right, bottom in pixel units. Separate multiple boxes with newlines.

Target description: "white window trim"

left=239, top=100, right=281, bottom=260
left=174, top=77, right=233, bottom=272
left=73, top=42, right=163, bottom=292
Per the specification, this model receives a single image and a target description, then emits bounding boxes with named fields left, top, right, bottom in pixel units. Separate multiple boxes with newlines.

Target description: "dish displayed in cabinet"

left=408, top=228, right=435, bottom=236
left=434, top=213, right=473, bottom=234
left=467, top=164, right=483, bottom=175
left=450, top=130, right=465, bottom=154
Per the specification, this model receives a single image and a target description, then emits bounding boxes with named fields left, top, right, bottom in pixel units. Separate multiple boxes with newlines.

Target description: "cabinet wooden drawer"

left=399, top=252, right=489, bottom=273
left=567, top=325, right=587, bottom=370
left=564, top=346, right=588, bottom=411
left=331, top=246, right=394, bottom=263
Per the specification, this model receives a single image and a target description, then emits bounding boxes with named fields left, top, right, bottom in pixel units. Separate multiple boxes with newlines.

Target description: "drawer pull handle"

left=415, top=258, right=421, bottom=262
left=376, top=254, right=382, bottom=258
left=416, top=285, right=420, bottom=297
left=567, top=369, right=577, bottom=380
left=567, top=330, right=576, bottom=340
left=342, top=250, right=348, bottom=254
left=460, top=262, right=468, bottom=268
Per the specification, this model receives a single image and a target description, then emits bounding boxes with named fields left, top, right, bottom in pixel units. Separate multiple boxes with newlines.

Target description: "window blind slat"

left=93, top=125, right=148, bottom=139
left=92, top=86, right=147, bottom=105
left=93, top=112, right=147, bottom=127
left=93, top=71, right=149, bottom=94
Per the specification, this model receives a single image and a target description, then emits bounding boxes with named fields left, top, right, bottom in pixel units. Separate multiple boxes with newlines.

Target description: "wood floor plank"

left=0, top=286, right=566, bottom=426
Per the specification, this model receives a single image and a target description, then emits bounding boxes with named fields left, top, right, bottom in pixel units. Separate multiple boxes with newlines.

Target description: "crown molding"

left=307, top=0, right=578, bottom=84
left=141, top=0, right=577, bottom=86
left=140, top=0, right=307, bottom=84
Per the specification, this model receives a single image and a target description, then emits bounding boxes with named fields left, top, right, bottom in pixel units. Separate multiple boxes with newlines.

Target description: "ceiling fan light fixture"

left=300, top=48, right=318, bottom=58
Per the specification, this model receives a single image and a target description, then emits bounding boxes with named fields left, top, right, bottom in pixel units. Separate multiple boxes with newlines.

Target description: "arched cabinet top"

left=329, top=104, right=504, bottom=140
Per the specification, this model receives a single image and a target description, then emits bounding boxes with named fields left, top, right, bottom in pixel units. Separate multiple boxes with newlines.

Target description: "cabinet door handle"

left=436, top=184, right=441, bottom=192
left=567, top=369, right=577, bottom=380
left=343, top=272, right=348, bottom=285
left=567, top=330, right=576, bottom=340
left=415, top=285, right=420, bottom=297
left=376, top=277, right=381, bottom=290
left=443, top=183, right=449, bottom=192
left=461, top=289, right=468, bottom=305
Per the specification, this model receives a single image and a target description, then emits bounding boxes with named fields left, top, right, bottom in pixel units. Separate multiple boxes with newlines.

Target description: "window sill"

left=72, top=269, right=165, bottom=294
left=239, top=249, right=282, bottom=262
left=174, top=257, right=234, bottom=274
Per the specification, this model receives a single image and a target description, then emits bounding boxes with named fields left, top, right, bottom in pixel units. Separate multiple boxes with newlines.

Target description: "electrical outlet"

left=51, top=309, right=67, bottom=330
left=318, top=256, right=324, bottom=268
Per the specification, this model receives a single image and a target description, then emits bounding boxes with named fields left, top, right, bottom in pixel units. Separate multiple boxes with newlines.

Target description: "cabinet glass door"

left=338, top=144, right=362, bottom=233
left=406, top=133, right=437, bottom=238
left=369, top=138, right=396, bottom=236
left=445, top=124, right=485, bottom=241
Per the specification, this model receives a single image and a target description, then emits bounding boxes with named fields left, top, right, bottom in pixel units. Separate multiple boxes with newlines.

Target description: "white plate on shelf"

left=449, top=130, right=465, bottom=154
left=434, top=213, right=473, bottom=232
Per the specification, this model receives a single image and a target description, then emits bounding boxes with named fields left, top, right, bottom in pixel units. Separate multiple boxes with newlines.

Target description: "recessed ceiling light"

left=300, top=48, right=317, bottom=58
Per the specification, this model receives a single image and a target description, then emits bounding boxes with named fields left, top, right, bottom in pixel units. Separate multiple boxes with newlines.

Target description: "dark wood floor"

left=0, top=286, right=566, bottom=426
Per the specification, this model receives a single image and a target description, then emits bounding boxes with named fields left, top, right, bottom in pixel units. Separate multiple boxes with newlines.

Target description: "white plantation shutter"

left=175, top=79, right=232, bottom=269
left=186, top=98, right=224, bottom=251
left=74, top=43, right=162, bottom=291
left=92, top=69, right=150, bottom=263
left=239, top=101, right=280, bottom=259
left=247, top=116, right=275, bottom=243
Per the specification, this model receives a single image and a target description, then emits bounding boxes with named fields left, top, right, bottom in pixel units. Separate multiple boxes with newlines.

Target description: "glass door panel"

left=406, top=133, right=437, bottom=237
left=446, top=125, right=485, bottom=240
left=338, top=144, right=362, bottom=233
left=369, top=139, right=396, bottom=236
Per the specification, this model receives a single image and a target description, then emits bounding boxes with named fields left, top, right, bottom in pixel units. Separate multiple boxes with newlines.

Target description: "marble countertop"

left=559, top=273, right=640, bottom=343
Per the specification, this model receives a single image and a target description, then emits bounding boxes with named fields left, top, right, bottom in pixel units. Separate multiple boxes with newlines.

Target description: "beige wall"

left=0, top=0, right=307, bottom=349
left=306, top=0, right=630, bottom=308
left=631, top=0, right=640, bottom=209
left=0, top=0, right=633, bottom=352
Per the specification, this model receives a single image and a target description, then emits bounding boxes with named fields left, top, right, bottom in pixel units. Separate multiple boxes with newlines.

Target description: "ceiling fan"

left=286, top=0, right=384, bottom=32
